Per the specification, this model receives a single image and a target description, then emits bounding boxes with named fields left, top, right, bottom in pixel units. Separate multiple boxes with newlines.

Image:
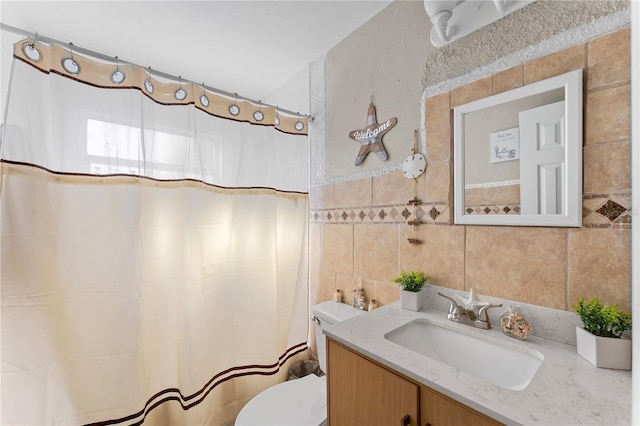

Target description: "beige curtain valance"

left=13, top=37, right=308, bottom=135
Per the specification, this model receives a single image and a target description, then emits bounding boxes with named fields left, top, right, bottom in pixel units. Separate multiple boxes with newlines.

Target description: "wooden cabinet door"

left=327, top=339, right=420, bottom=426
left=420, top=386, right=502, bottom=426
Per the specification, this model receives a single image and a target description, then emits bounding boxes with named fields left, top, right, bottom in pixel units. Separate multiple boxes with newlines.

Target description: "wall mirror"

left=453, top=69, right=582, bottom=227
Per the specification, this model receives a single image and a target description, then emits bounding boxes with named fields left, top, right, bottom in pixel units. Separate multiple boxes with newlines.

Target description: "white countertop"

left=323, top=302, right=632, bottom=426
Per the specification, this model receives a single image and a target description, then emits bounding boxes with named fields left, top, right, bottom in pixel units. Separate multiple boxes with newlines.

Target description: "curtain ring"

left=144, top=67, right=154, bottom=93
left=175, top=76, right=187, bottom=101
left=199, top=83, right=209, bottom=108
left=61, top=42, right=80, bottom=74
left=274, top=106, right=280, bottom=126
left=253, top=100, right=264, bottom=122
left=228, top=93, right=240, bottom=116
left=22, top=32, right=42, bottom=62
left=111, top=56, right=126, bottom=84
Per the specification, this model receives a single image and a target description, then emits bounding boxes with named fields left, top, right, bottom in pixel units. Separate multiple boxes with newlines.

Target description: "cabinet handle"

left=401, top=414, right=410, bottom=426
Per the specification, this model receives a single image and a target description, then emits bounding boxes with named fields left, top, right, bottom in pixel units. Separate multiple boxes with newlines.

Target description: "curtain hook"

left=144, top=66, right=154, bottom=93
left=199, top=82, right=209, bottom=107
left=274, top=106, right=280, bottom=126
left=253, top=100, right=264, bottom=122
left=30, top=32, right=38, bottom=48
left=61, top=42, right=80, bottom=74
left=174, top=75, right=187, bottom=101
left=22, top=31, right=42, bottom=62
left=228, top=93, right=240, bottom=116
left=111, top=56, right=125, bottom=84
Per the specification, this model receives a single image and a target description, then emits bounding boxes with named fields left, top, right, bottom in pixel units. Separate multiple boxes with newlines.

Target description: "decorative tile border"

left=310, top=202, right=450, bottom=225
left=311, top=192, right=631, bottom=229
left=583, top=192, right=632, bottom=229
left=464, top=203, right=521, bottom=215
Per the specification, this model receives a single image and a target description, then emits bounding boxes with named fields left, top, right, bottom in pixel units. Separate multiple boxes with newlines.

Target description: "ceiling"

left=1, top=0, right=393, bottom=108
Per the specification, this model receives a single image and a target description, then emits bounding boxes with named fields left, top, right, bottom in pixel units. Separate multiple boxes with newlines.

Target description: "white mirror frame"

left=453, top=68, right=583, bottom=227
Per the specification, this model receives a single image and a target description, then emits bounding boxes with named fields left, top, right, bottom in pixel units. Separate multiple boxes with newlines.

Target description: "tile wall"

left=310, top=28, right=631, bottom=315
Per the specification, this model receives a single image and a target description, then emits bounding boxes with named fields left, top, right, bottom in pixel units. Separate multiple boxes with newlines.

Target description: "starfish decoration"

left=349, top=103, right=397, bottom=166
left=458, top=288, right=489, bottom=310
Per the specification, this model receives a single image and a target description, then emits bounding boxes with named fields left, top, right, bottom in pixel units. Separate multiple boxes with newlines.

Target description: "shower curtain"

left=1, top=40, right=309, bottom=425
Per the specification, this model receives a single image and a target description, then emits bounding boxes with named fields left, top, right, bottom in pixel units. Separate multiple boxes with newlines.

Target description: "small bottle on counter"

left=333, top=289, right=342, bottom=303
left=368, top=299, right=378, bottom=311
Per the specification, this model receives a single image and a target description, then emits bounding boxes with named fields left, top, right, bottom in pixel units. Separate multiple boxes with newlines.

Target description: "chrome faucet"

left=437, top=289, right=502, bottom=330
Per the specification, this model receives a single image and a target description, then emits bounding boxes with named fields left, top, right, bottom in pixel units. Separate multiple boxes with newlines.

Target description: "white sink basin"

left=384, top=319, right=543, bottom=390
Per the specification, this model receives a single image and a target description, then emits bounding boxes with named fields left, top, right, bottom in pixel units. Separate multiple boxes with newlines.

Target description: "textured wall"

left=320, top=1, right=433, bottom=183
left=310, top=2, right=631, bottom=314
left=423, top=0, right=628, bottom=88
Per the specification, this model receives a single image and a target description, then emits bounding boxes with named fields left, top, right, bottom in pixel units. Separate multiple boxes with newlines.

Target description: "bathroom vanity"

left=327, top=338, right=500, bottom=425
left=323, top=299, right=632, bottom=425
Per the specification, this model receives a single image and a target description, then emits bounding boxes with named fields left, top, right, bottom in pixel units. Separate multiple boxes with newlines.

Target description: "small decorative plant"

left=573, top=297, right=631, bottom=338
left=392, top=270, right=430, bottom=293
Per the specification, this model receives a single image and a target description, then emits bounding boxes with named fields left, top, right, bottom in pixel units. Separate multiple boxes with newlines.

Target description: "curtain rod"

left=0, top=22, right=313, bottom=121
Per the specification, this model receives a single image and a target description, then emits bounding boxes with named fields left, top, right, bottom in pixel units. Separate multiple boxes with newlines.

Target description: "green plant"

left=573, top=297, right=631, bottom=338
left=391, top=270, right=430, bottom=293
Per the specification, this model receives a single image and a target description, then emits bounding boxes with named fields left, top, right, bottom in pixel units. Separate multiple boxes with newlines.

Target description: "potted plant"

left=392, top=270, right=430, bottom=311
left=573, top=297, right=632, bottom=370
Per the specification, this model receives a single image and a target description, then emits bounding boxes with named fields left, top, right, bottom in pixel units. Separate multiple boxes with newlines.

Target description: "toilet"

left=235, top=301, right=365, bottom=425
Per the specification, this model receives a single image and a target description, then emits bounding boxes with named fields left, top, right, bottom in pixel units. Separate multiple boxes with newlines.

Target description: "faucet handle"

left=437, top=292, right=463, bottom=320
left=476, top=303, right=503, bottom=328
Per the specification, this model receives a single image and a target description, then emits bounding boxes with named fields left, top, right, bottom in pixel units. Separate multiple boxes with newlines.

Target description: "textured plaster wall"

left=423, top=0, right=628, bottom=89
left=310, top=1, right=631, bottom=315
left=319, top=1, right=433, bottom=183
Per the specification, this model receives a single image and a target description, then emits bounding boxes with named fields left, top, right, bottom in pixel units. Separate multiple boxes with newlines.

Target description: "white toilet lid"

left=235, top=374, right=326, bottom=426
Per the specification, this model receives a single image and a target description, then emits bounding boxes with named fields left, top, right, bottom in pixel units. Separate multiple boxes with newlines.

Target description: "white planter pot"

left=575, top=326, right=632, bottom=370
left=400, top=288, right=424, bottom=311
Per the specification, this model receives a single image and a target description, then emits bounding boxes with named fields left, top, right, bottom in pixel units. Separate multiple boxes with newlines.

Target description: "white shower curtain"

left=1, top=43, right=309, bottom=425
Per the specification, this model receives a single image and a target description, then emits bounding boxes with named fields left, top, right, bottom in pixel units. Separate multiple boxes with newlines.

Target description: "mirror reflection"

left=453, top=69, right=583, bottom=227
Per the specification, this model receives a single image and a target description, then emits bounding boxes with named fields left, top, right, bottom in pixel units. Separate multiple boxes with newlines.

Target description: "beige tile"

left=588, top=28, right=630, bottom=90
left=354, top=224, right=398, bottom=282
left=309, top=184, right=334, bottom=210
left=450, top=77, right=493, bottom=108
left=336, top=274, right=374, bottom=307
left=568, top=228, right=631, bottom=312
left=585, top=84, right=631, bottom=145
left=309, top=223, right=322, bottom=270
left=310, top=268, right=336, bottom=307
left=373, top=171, right=424, bottom=206
left=426, top=123, right=451, bottom=164
left=493, top=65, right=524, bottom=94
left=334, top=178, right=372, bottom=208
left=425, top=92, right=450, bottom=132
left=583, top=141, right=631, bottom=194
left=424, top=161, right=451, bottom=203
left=465, top=184, right=520, bottom=206
left=373, top=280, right=401, bottom=307
left=321, top=224, right=353, bottom=275
left=524, top=44, right=586, bottom=85
left=465, top=226, right=568, bottom=309
left=398, top=225, right=465, bottom=291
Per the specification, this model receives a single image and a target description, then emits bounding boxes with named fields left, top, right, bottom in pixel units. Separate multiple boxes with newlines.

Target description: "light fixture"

left=423, top=0, right=536, bottom=47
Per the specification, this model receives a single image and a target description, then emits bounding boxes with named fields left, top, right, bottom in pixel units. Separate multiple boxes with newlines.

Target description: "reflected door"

left=519, top=100, right=565, bottom=215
